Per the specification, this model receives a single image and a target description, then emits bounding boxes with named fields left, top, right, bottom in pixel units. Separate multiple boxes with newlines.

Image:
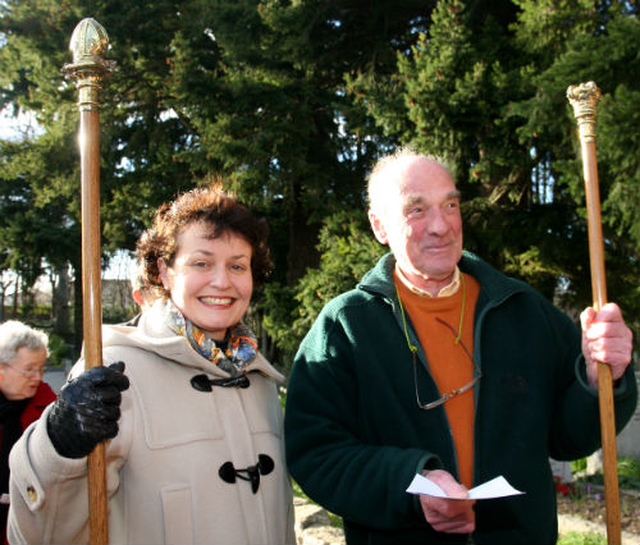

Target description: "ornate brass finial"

left=62, top=18, right=116, bottom=111
left=567, top=81, right=601, bottom=143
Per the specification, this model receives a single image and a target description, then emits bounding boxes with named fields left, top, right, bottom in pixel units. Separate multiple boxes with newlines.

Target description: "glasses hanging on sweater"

left=411, top=318, right=482, bottom=410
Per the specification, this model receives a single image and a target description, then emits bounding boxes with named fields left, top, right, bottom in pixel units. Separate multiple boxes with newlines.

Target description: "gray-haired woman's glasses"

left=5, top=365, right=47, bottom=378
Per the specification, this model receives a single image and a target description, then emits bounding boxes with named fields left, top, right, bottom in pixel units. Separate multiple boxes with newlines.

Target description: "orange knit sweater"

left=395, top=272, right=480, bottom=488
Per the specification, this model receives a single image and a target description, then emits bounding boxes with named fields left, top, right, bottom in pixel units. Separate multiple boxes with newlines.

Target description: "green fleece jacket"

left=284, top=252, right=637, bottom=545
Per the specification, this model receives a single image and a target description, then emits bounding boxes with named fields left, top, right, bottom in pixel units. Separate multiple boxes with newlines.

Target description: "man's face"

left=369, top=157, right=463, bottom=294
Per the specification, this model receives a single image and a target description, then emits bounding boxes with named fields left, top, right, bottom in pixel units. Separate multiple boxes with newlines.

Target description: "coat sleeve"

left=7, top=366, right=132, bottom=545
left=284, top=308, right=434, bottom=531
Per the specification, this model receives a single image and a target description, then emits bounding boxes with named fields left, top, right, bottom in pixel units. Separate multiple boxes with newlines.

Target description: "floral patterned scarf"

left=161, top=299, right=258, bottom=376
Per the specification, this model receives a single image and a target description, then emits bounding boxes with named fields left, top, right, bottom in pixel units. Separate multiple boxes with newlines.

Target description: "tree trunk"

left=52, top=265, right=71, bottom=337
left=12, top=273, right=20, bottom=318
left=286, top=180, right=320, bottom=286
left=73, top=267, right=83, bottom=359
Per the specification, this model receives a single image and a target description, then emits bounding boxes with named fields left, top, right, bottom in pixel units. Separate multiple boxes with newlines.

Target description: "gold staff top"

left=62, top=18, right=116, bottom=111
left=566, top=81, right=602, bottom=143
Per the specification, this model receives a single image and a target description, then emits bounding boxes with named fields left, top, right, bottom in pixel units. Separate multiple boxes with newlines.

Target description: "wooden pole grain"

left=567, top=81, right=621, bottom=545
left=63, top=19, right=115, bottom=545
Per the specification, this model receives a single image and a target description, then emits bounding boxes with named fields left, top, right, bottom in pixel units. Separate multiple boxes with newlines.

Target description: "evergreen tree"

left=345, top=0, right=639, bottom=337
left=1, top=0, right=636, bottom=359
left=0, top=0, right=431, bottom=357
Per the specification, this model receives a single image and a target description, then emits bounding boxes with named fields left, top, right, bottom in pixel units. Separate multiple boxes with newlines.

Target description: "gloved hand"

left=47, top=361, right=130, bottom=459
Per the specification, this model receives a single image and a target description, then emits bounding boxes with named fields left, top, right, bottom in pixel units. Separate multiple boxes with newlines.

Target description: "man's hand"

left=418, top=469, right=476, bottom=534
left=580, top=303, right=632, bottom=389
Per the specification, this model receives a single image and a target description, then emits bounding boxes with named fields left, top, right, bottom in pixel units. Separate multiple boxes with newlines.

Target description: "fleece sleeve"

left=284, top=308, right=436, bottom=530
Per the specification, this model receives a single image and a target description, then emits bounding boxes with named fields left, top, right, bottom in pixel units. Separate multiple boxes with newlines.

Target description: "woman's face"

left=159, top=222, right=254, bottom=340
left=0, top=346, right=47, bottom=400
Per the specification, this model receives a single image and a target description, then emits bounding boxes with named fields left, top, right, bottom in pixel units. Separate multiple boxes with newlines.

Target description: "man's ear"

left=132, top=289, right=144, bottom=307
left=368, top=210, right=388, bottom=245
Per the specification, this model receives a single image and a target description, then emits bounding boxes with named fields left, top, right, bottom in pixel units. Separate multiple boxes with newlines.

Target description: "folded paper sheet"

left=406, top=474, right=525, bottom=500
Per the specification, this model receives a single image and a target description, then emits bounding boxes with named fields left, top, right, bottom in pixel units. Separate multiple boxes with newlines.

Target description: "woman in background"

left=8, top=185, right=295, bottom=545
left=0, top=321, right=56, bottom=543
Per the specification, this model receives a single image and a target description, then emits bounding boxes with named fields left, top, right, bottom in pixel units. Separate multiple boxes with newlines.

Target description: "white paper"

left=406, top=474, right=524, bottom=500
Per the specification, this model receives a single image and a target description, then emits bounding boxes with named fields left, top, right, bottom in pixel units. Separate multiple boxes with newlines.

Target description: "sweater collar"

left=359, top=251, right=525, bottom=306
left=394, top=263, right=461, bottom=298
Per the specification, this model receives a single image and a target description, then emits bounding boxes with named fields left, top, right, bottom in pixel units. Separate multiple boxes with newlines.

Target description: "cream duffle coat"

left=8, top=304, right=295, bottom=545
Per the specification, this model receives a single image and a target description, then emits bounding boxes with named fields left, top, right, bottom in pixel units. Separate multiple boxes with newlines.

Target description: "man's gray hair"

left=0, top=320, right=49, bottom=364
left=367, top=146, right=454, bottom=216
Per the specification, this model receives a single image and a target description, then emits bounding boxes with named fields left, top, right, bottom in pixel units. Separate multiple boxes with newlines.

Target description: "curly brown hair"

left=136, top=185, right=273, bottom=299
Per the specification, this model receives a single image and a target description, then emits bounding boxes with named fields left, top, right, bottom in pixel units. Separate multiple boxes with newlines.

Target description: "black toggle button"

left=218, top=454, right=275, bottom=493
left=191, top=373, right=250, bottom=391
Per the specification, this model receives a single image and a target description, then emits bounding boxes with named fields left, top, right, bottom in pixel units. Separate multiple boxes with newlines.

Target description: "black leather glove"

left=47, top=361, right=130, bottom=459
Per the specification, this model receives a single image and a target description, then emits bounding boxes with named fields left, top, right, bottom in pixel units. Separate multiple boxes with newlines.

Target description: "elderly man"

left=284, top=148, right=637, bottom=544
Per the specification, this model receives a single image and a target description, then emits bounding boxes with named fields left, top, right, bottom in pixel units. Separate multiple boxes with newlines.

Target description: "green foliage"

left=571, top=457, right=588, bottom=473
left=1, top=0, right=639, bottom=362
left=263, top=210, right=385, bottom=359
left=346, top=0, right=640, bottom=344
left=598, top=85, right=640, bottom=246
left=579, top=457, right=640, bottom=490
left=617, top=457, right=640, bottom=481
left=262, top=282, right=299, bottom=362
left=571, top=456, right=640, bottom=490
left=293, top=210, right=386, bottom=335
left=1, top=0, right=423, bottom=352
left=47, top=333, right=69, bottom=365
left=102, top=305, right=134, bottom=326
left=557, top=531, right=606, bottom=545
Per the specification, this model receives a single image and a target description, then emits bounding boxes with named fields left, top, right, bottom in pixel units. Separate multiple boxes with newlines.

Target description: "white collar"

left=394, top=264, right=461, bottom=298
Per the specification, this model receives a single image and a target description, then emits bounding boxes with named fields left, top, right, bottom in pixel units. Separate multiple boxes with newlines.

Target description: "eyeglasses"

left=4, top=365, right=47, bottom=378
left=412, top=318, right=482, bottom=410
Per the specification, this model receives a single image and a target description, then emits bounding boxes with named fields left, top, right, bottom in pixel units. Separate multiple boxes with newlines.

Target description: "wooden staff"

left=567, top=81, right=621, bottom=545
left=63, top=18, right=116, bottom=545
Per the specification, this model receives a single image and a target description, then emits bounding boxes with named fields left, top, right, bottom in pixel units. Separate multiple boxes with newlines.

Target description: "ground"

left=295, top=490, right=640, bottom=545
left=556, top=488, right=640, bottom=536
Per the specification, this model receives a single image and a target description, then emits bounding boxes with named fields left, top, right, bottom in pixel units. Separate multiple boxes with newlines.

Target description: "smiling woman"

left=7, top=184, right=295, bottom=545
left=136, top=184, right=274, bottom=374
